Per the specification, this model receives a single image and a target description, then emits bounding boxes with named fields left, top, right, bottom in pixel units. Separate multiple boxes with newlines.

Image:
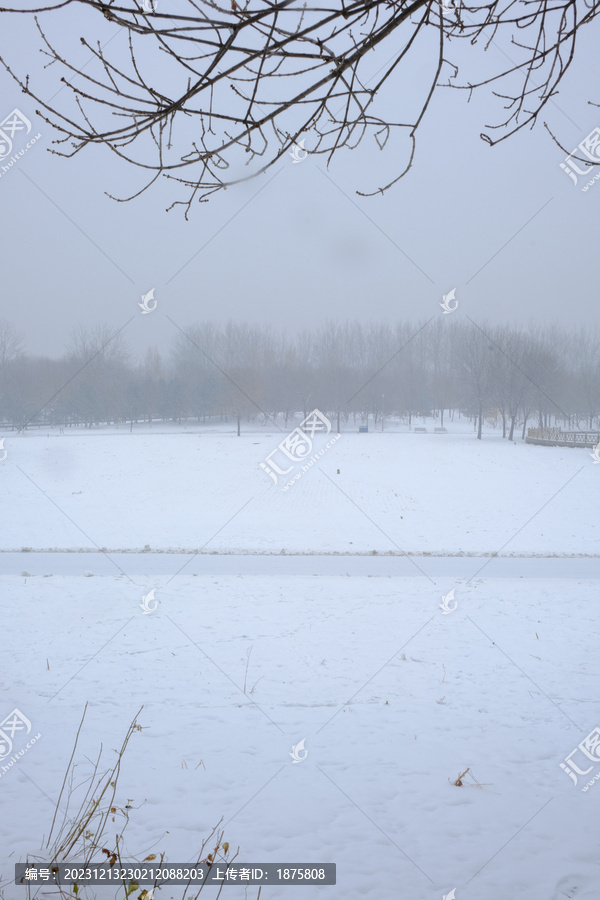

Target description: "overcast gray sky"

left=0, top=3, right=599, bottom=362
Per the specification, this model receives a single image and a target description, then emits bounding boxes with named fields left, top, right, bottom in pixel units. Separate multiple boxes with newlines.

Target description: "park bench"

left=414, top=427, right=427, bottom=433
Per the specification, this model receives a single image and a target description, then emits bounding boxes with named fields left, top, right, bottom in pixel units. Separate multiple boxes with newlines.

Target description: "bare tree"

left=0, top=321, right=25, bottom=427
left=66, top=323, right=131, bottom=426
left=427, top=317, right=459, bottom=429
left=568, top=325, right=600, bottom=428
left=137, top=344, right=165, bottom=425
left=1, top=0, right=597, bottom=214
left=0, top=320, right=24, bottom=368
left=68, top=322, right=130, bottom=367
left=488, top=325, right=535, bottom=440
left=457, top=322, right=495, bottom=439
left=2, top=318, right=599, bottom=432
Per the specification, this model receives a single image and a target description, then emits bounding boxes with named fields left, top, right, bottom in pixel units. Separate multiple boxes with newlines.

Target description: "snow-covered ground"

left=1, top=422, right=598, bottom=555
left=1, top=425, right=599, bottom=900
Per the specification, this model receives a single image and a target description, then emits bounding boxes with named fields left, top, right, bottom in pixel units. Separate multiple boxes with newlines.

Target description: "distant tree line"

left=1, top=319, right=599, bottom=440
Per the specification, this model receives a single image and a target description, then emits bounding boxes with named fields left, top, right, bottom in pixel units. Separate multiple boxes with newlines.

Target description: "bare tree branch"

left=0, top=0, right=598, bottom=214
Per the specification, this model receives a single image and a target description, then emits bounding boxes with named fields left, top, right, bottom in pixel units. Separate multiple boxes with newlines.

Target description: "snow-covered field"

left=2, top=422, right=598, bottom=555
left=1, top=425, right=599, bottom=900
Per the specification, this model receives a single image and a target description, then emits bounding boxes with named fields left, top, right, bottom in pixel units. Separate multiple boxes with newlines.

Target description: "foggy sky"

left=0, top=2, right=599, bottom=363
